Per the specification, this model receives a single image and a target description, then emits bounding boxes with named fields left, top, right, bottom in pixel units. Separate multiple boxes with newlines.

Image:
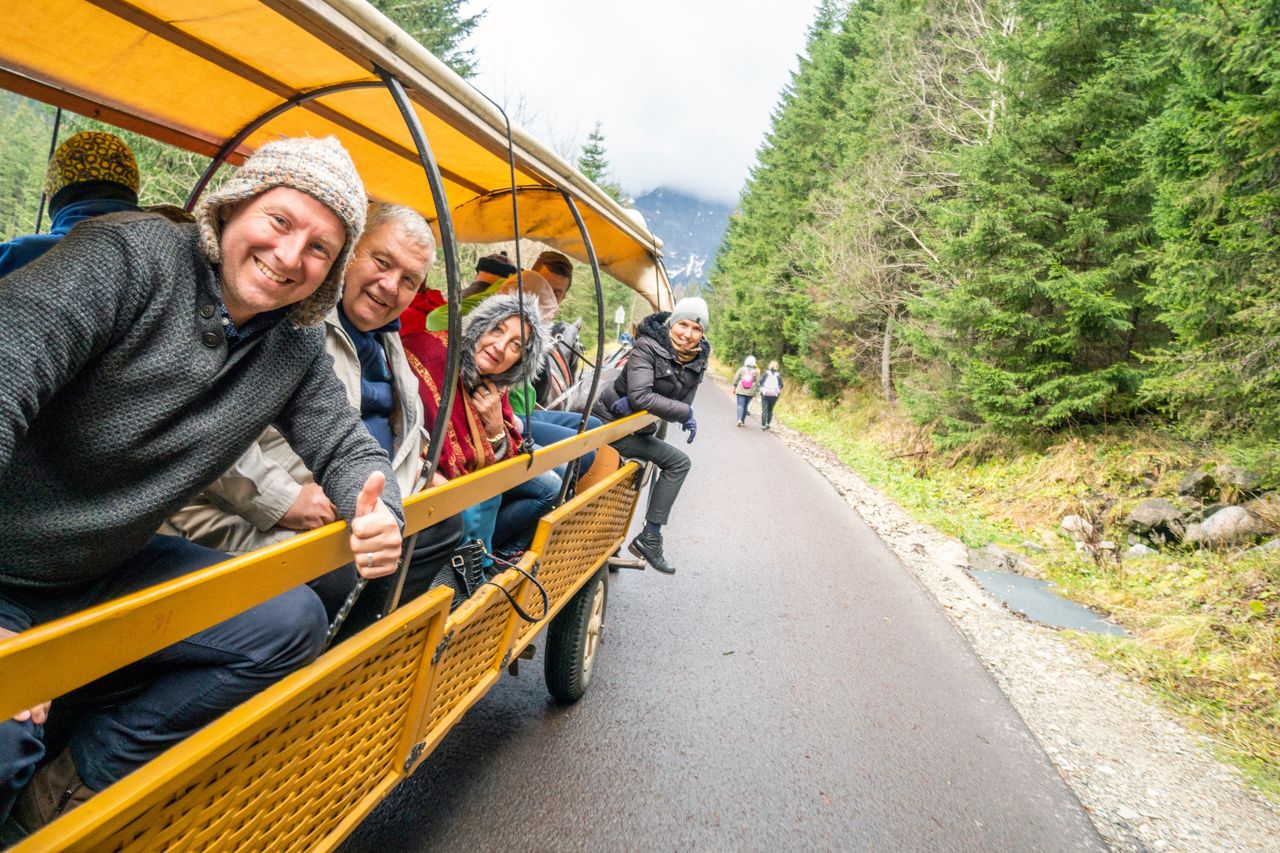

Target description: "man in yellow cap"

left=0, top=131, right=142, bottom=278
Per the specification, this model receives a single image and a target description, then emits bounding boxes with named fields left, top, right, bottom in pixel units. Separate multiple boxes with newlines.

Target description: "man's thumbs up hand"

left=348, top=471, right=402, bottom=579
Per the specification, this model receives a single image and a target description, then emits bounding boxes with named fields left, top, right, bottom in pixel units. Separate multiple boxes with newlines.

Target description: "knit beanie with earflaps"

left=195, top=136, right=367, bottom=327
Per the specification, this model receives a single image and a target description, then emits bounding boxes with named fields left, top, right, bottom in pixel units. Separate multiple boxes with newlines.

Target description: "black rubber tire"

left=544, top=568, right=607, bottom=703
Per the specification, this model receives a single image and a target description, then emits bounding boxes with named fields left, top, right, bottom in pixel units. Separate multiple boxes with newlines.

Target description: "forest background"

left=712, top=0, right=1279, bottom=455
left=710, top=0, right=1280, bottom=796
left=1, top=0, right=1278, bottom=795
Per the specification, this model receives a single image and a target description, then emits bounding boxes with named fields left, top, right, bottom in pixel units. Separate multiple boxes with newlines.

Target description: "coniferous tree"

left=1140, top=0, right=1280, bottom=437
left=576, top=122, right=627, bottom=205
left=908, top=0, right=1169, bottom=433
left=0, top=93, right=56, bottom=241
left=699, top=0, right=1279, bottom=445
left=557, top=124, right=637, bottom=343
left=710, top=0, right=862, bottom=380
left=369, top=0, right=484, bottom=78
left=799, top=0, right=1009, bottom=401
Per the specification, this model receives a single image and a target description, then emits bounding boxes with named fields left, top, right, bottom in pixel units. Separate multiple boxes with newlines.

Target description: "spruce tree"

left=709, top=1, right=863, bottom=381
left=0, top=94, right=56, bottom=241
left=369, top=0, right=484, bottom=78
left=908, top=0, right=1168, bottom=432
left=1140, top=0, right=1280, bottom=437
left=576, top=122, right=627, bottom=205
left=799, top=0, right=1008, bottom=401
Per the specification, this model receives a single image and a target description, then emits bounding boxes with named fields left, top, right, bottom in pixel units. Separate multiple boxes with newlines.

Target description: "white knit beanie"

left=195, top=136, right=367, bottom=327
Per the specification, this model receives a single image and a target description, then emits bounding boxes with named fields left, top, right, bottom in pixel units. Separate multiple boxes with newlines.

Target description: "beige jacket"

left=167, top=308, right=425, bottom=555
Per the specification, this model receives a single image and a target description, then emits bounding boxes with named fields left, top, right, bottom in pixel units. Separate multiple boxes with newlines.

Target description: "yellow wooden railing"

left=0, top=413, right=653, bottom=720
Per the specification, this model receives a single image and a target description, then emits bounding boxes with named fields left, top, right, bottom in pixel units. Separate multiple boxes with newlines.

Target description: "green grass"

left=780, top=395, right=1016, bottom=547
left=756, top=376, right=1280, bottom=799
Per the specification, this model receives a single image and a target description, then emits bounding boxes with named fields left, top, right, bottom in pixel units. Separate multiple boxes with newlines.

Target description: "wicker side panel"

left=421, top=572, right=521, bottom=733
left=70, top=620, right=435, bottom=852
left=515, top=472, right=639, bottom=651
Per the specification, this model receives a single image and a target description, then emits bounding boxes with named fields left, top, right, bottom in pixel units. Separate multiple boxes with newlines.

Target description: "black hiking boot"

left=628, top=529, right=676, bottom=574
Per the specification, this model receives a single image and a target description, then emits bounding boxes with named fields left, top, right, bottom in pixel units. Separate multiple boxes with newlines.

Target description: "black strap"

left=481, top=553, right=549, bottom=624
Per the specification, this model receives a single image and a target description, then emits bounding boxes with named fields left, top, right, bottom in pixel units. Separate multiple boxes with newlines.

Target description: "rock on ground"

left=1216, top=465, right=1263, bottom=495
left=1179, top=470, right=1217, bottom=498
left=1126, top=498, right=1186, bottom=541
left=770, top=421, right=1280, bottom=853
left=967, top=542, right=1022, bottom=573
left=1186, top=506, right=1270, bottom=546
left=1062, top=514, right=1095, bottom=541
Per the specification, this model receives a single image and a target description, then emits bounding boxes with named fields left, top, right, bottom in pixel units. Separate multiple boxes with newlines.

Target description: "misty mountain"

left=632, top=187, right=732, bottom=288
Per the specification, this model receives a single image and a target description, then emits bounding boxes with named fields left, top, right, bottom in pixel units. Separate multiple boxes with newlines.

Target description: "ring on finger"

left=364, top=552, right=375, bottom=570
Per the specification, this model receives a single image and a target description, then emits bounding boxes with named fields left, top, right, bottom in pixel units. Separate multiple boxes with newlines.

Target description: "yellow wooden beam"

left=402, top=413, right=655, bottom=529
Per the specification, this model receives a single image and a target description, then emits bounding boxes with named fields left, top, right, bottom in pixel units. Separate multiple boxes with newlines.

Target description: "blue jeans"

left=736, top=394, right=753, bottom=423
left=461, top=495, right=503, bottom=556
left=0, top=536, right=326, bottom=811
left=521, top=410, right=601, bottom=479
left=496, top=470, right=560, bottom=554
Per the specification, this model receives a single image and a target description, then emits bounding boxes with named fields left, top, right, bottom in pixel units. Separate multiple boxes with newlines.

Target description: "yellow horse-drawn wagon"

left=0, top=2, right=672, bottom=848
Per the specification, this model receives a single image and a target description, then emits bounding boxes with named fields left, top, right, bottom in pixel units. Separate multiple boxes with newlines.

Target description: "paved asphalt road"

left=345, top=381, right=1104, bottom=852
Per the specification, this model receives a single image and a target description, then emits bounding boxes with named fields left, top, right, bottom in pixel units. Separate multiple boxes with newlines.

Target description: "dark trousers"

left=0, top=535, right=326, bottom=813
left=309, top=512, right=465, bottom=637
left=522, top=409, right=601, bottom=478
left=736, top=394, right=753, bottom=423
left=496, top=471, right=559, bottom=554
left=761, top=394, right=778, bottom=427
left=611, top=432, right=691, bottom=527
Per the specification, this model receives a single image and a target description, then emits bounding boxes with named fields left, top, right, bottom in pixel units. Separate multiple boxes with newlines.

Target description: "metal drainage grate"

left=967, top=570, right=1127, bottom=637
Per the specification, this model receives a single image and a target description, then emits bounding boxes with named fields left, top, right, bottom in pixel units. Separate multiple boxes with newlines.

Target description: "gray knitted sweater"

left=0, top=212, right=402, bottom=606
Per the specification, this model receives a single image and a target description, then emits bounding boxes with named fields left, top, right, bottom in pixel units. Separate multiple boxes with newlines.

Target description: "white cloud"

left=461, top=0, right=819, bottom=205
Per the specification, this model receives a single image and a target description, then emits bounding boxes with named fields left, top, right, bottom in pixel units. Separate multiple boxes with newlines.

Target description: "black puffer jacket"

left=593, top=312, right=710, bottom=424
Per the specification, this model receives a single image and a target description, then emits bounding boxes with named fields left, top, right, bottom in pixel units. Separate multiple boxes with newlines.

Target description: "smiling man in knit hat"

left=0, top=136, right=404, bottom=834
left=0, top=131, right=142, bottom=279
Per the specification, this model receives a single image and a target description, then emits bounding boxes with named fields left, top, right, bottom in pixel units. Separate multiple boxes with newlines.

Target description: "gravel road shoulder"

left=767, top=417, right=1280, bottom=852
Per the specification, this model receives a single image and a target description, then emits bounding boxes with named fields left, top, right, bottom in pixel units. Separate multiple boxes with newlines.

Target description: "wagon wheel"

left=544, top=567, right=607, bottom=703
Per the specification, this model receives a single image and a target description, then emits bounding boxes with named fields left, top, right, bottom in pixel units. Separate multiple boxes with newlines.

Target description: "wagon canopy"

left=0, top=0, right=672, bottom=308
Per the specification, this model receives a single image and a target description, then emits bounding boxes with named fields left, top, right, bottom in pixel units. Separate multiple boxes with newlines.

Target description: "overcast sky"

left=460, top=1, right=821, bottom=205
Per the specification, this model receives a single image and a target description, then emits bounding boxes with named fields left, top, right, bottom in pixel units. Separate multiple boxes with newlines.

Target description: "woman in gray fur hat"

left=402, top=293, right=553, bottom=556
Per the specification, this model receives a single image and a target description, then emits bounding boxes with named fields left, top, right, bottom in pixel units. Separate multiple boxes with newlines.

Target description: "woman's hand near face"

left=471, top=379, right=505, bottom=437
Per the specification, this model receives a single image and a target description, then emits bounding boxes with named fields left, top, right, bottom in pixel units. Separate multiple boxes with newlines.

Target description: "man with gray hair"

left=170, top=201, right=463, bottom=626
left=0, top=137, right=404, bottom=833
